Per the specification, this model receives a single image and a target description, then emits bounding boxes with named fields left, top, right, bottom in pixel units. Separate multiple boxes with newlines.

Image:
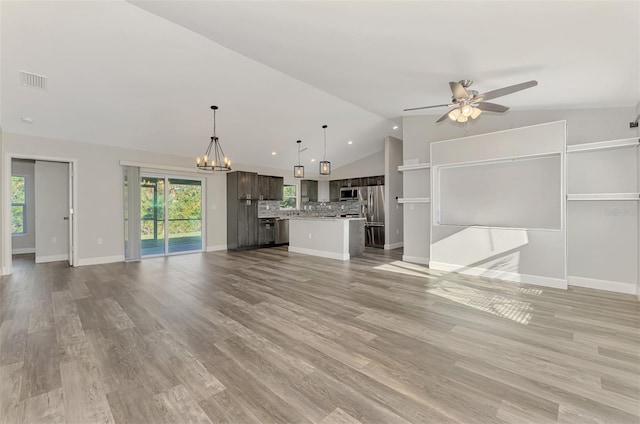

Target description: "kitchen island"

left=288, top=217, right=365, bottom=260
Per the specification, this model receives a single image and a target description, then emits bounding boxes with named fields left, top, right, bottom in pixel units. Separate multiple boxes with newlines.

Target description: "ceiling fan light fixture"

left=470, top=107, right=482, bottom=119
left=461, top=104, right=473, bottom=117
left=448, top=108, right=461, bottom=121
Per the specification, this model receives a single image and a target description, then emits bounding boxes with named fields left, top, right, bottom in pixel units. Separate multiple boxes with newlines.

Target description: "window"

left=281, top=184, right=296, bottom=209
left=11, top=175, right=27, bottom=234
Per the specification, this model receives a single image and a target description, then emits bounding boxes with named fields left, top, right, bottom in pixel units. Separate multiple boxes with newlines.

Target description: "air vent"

left=20, top=71, right=47, bottom=90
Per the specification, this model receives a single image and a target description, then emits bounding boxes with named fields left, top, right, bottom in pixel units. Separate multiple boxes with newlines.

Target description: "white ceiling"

left=2, top=1, right=639, bottom=172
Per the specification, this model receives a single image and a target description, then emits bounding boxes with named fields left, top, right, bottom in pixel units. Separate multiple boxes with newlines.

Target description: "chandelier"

left=196, top=105, right=231, bottom=171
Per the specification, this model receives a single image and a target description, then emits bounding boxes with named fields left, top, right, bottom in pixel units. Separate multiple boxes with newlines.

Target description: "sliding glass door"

left=141, top=175, right=203, bottom=256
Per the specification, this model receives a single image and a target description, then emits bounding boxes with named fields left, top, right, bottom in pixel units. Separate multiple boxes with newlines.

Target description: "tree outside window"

left=281, top=185, right=296, bottom=209
left=11, top=175, right=26, bottom=234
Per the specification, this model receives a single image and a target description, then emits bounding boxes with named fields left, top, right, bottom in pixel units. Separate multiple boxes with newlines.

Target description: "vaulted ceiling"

left=2, top=1, right=638, bottom=172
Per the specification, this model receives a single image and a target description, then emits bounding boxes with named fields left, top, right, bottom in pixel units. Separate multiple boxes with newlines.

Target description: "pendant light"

left=319, top=124, right=331, bottom=175
left=196, top=105, right=231, bottom=171
left=294, top=140, right=304, bottom=178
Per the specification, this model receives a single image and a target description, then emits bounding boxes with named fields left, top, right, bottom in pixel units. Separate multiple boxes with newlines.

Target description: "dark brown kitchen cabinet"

left=258, top=175, right=284, bottom=200
left=330, top=180, right=341, bottom=201
left=227, top=171, right=258, bottom=249
left=300, top=179, right=318, bottom=202
left=270, top=176, right=283, bottom=200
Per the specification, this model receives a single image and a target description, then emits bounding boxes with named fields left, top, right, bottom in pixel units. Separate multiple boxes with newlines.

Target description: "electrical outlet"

left=266, top=205, right=270, bottom=210
left=396, top=229, right=399, bottom=235
left=97, top=238, right=103, bottom=245
left=308, top=233, right=312, bottom=239
left=51, top=237, right=57, bottom=244
left=341, top=205, right=344, bottom=210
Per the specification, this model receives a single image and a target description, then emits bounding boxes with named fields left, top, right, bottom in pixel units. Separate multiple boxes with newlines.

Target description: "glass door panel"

left=167, top=179, right=202, bottom=254
left=141, top=177, right=165, bottom=256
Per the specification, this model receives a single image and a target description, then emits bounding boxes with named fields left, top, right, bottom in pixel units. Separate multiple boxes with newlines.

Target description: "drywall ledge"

left=430, top=261, right=568, bottom=289
left=397, top=197, right=430, bottom=203
left=398, top=163, right=431, bottom=171
left=567, top=193, right=640, bottom=201
left=567, top=138, right=639, bottom=153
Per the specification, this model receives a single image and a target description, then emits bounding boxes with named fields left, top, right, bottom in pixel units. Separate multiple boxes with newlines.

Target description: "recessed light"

left=392, top=125, right=398, bottom=130
left=271, top=151, right=277, bottom=156
left=311, top=158, right=316, bottom=162
left=347, top=140, right=353, bottom=145
left=21, top=116, right=33, bottom=124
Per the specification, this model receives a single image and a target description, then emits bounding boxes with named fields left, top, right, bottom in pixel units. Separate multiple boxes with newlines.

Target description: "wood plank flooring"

left=1, top=248, right=638, bottom=423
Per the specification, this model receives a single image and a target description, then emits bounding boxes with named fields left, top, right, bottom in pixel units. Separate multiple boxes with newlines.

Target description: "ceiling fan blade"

left=449, top=82, right=470, bottom=100
left=436, top=108, right=456, bottom=123
left=475, top=80, right=538, bottom=102
left=477, top=102, right=510, bottom=113
left=403, top=104, right=451, bottom=112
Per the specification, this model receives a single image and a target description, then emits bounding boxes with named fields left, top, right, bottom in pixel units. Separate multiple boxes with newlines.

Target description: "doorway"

left=3, top=155, right=77, bottom=275
left=140, top=175, right=203, bottom=257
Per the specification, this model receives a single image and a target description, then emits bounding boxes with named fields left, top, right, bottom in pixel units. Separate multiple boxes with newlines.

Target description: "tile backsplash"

left=258, top=200, right=359, bottom=218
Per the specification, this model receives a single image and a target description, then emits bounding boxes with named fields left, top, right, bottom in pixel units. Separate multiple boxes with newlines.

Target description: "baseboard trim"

left=402, top=255, right=429, bottom=265
left=429, top=261, right=568, bottom=289
left=568, top=275, right=637, bottom=295
left=384, top=242, right=404, bottom=250
left=76, top=255, right=125, bottom=267
left=288, top=246, right=349, bottom=261
left=206, top=245, right=227, bottom=252
left=12, top=248, right=35, bottom=255
left=35, top=254, right=69, bottom=264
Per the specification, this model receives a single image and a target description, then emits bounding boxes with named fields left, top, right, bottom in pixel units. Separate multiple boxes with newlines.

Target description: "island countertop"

left=288, top=216, right=365, bottom=221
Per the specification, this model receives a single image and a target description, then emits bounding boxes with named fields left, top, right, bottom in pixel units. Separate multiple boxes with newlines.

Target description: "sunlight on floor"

left=428, top=283, right=533, bottom=325
left=374, top=261, right=439, bottom=279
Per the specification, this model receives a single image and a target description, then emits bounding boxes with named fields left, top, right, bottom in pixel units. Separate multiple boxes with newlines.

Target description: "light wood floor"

left=1, top=248, right=638, bottom=424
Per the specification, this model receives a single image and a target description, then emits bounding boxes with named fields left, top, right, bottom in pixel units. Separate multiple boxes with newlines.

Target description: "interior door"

left=68, top=162, right=74, bottom=266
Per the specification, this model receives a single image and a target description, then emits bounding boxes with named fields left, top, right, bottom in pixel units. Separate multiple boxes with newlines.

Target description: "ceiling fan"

left=404, top=79, right=538, bottom=123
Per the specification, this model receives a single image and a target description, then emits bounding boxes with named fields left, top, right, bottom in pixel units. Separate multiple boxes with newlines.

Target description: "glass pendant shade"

left=320, top=124, right=331, bottom=175
left=461, top=104, right=473, bottom=117
left=294, top=139, right=304, bottom=178
left=319, top=160, right=331, bottom=175
left=470, top=107, right=482, bottom=119
left=448, top=108, right=461, bottom=121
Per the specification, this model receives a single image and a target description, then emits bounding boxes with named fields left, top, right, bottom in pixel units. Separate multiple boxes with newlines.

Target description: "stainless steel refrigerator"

left=358, top=186, right=385, bottom=248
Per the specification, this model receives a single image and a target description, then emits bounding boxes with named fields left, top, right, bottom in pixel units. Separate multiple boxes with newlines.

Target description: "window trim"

left=11, top=175, right=27, bottom=235
left=281, top=184, right=297, bottom=209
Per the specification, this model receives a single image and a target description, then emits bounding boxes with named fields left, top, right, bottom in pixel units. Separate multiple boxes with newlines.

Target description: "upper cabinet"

left=237, top=171, right=259, bottom=199
left=258, top=175, right=284, bottom=200
left=301, top=180, right=318, bottom=202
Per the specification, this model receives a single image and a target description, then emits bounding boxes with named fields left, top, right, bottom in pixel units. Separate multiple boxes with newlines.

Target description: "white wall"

left=322, top=149, right=385, bottom=181
left=637, top=99, right=640, bottom=297
left=430, top=121, right=567, bottom=288
left=0, top=128, right=4, bottom=273
left=1, top=132, right=320, bottom=271
left=35, top=161, right=69, bottom=263
left=404, top=107, right=637, bottom=163
left=2, top=132, right=227, bottom=269
left=403, top=106, right=639, bottom=292
left=384, top=136, right=403, bottom=249
left=11, top=160, right=35, bottom=253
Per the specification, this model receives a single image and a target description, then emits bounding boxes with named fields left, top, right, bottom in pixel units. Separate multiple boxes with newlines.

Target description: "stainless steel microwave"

left=339, top=187, right=358, bottom=201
